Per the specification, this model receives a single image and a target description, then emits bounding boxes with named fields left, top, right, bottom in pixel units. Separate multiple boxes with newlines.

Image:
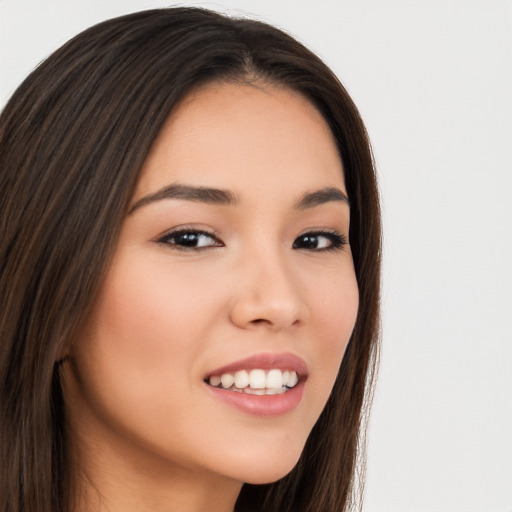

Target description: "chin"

left=243, top=468, right=296, bottom=486
left=225, top=448, right=303, bottom=485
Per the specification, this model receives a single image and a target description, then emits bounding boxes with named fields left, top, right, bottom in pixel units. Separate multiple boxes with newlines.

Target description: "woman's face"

left=63, top=82, right=359, bottom=489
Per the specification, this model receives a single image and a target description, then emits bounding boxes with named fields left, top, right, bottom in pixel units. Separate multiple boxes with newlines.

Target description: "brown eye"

left=292, top=231, right=347, bottom=251
left=158, top=230, right=223, bottom=250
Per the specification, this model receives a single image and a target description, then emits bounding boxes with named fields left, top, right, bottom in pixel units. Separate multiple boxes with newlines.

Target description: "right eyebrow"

left=128, top=183, right=237, bottom=214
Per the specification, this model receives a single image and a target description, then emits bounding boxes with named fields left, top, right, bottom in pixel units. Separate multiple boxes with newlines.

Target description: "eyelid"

left=155, top=225, right=223, bottom=249
left=292, top=229, right=348, bottom=252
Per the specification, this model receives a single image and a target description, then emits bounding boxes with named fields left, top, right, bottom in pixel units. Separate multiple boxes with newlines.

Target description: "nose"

left=229, top=251, right=304, bottom=331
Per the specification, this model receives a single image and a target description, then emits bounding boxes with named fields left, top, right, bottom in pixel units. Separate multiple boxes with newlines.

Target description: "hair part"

left=0, top=8, right=381, bottom=512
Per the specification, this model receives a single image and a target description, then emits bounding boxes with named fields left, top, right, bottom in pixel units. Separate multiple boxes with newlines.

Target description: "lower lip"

left=206, top=380, right=305, bottom=418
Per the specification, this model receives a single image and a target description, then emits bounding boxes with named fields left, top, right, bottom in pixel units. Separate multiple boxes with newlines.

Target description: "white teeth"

left=249, top=369, right=266, bottom=389
left=287, top=371, right=298, bottom=388
left=220, top=373, right=234, bottom=389
left=209, top=375, right=221, bottom=387
left=208, top=368, right=300, bottom=392
left=266, top=369, right=284, bottom=389
left=234, top=370, right=249, bottom=389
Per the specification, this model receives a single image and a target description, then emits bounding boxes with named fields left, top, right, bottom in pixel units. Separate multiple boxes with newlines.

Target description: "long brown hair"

left=0, top=8, right=381, bottom=512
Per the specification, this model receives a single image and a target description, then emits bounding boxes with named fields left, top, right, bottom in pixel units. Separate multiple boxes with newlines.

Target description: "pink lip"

left=204, top=352, right=308, bottom=418
left=205, top=381, right=305, bottom=418
left=206, top=352, right=309, bottom=378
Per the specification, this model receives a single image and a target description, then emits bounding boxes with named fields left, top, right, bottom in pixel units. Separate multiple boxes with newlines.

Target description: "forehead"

left=134, top=81, right=346, bottom=202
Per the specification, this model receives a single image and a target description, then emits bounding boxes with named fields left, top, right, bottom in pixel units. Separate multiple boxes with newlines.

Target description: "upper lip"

left=205, top=352, right=309, bottom=379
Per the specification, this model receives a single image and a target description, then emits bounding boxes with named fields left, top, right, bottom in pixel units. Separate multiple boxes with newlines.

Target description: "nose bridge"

left=230, top=237, right=304, bottom=330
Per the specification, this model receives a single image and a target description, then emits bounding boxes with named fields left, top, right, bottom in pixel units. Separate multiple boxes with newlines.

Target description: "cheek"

left=90, top=254, right=218, bottom=368
left=309, top=257, right=359, bottom=334
left=73, top=255, right=212, bottom=417
left=67, top=253, right=226, bottom=456
left=304, top=264, right=359, bottom=400
left=320, top=275, right=359, bottom=348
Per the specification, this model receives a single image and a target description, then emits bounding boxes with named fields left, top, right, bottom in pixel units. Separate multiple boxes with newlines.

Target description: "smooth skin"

left=61, top=82, right=359, bottom=512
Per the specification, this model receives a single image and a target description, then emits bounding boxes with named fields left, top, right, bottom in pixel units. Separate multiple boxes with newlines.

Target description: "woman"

left=0, top=7, right=381, bottom=512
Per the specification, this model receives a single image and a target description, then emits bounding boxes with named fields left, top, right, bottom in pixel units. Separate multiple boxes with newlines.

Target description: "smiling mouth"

left=205, top=369, right=300, bottom=395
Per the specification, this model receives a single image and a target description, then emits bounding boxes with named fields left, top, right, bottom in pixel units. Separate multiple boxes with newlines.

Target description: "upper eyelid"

left=155, top=225, right=220, bottom=240
left=295, top=227, right=342, bottom=237
left=155, top=229, right=224, bottom=252
left=298, top=230, right=347, bottom=239
left=294, top=228, right=347, bottom=242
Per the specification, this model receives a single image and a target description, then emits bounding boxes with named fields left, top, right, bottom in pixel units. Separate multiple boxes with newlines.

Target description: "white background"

left=1, top=1, right=511, bottom=511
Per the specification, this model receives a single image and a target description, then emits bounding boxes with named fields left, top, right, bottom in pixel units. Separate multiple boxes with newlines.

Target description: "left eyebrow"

left=294, top=187, right=350, bottom=209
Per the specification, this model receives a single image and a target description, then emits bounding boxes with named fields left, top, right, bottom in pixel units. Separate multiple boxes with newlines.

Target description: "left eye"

left=292, top=231, right=347, bottom=251
left=158, top=230, right=223, bottom=250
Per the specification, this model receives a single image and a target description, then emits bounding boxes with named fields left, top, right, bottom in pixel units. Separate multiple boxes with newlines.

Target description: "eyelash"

left=156, top=228, right=348, bottom=252
left=156, top=228, right=223, bottom=250
left=292, top=230, right=348, bottom=252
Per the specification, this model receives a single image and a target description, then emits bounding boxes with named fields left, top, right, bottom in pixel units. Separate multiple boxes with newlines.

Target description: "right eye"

left=157, top=229, right=223, bottom=250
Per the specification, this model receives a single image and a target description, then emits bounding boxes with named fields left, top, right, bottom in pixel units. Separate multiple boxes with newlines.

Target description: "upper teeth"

left=208, top=369, right=299, bottom=392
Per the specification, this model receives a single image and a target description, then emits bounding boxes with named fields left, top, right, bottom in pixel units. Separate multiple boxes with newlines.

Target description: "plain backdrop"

left=1, top=1, right=511, bottom=511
